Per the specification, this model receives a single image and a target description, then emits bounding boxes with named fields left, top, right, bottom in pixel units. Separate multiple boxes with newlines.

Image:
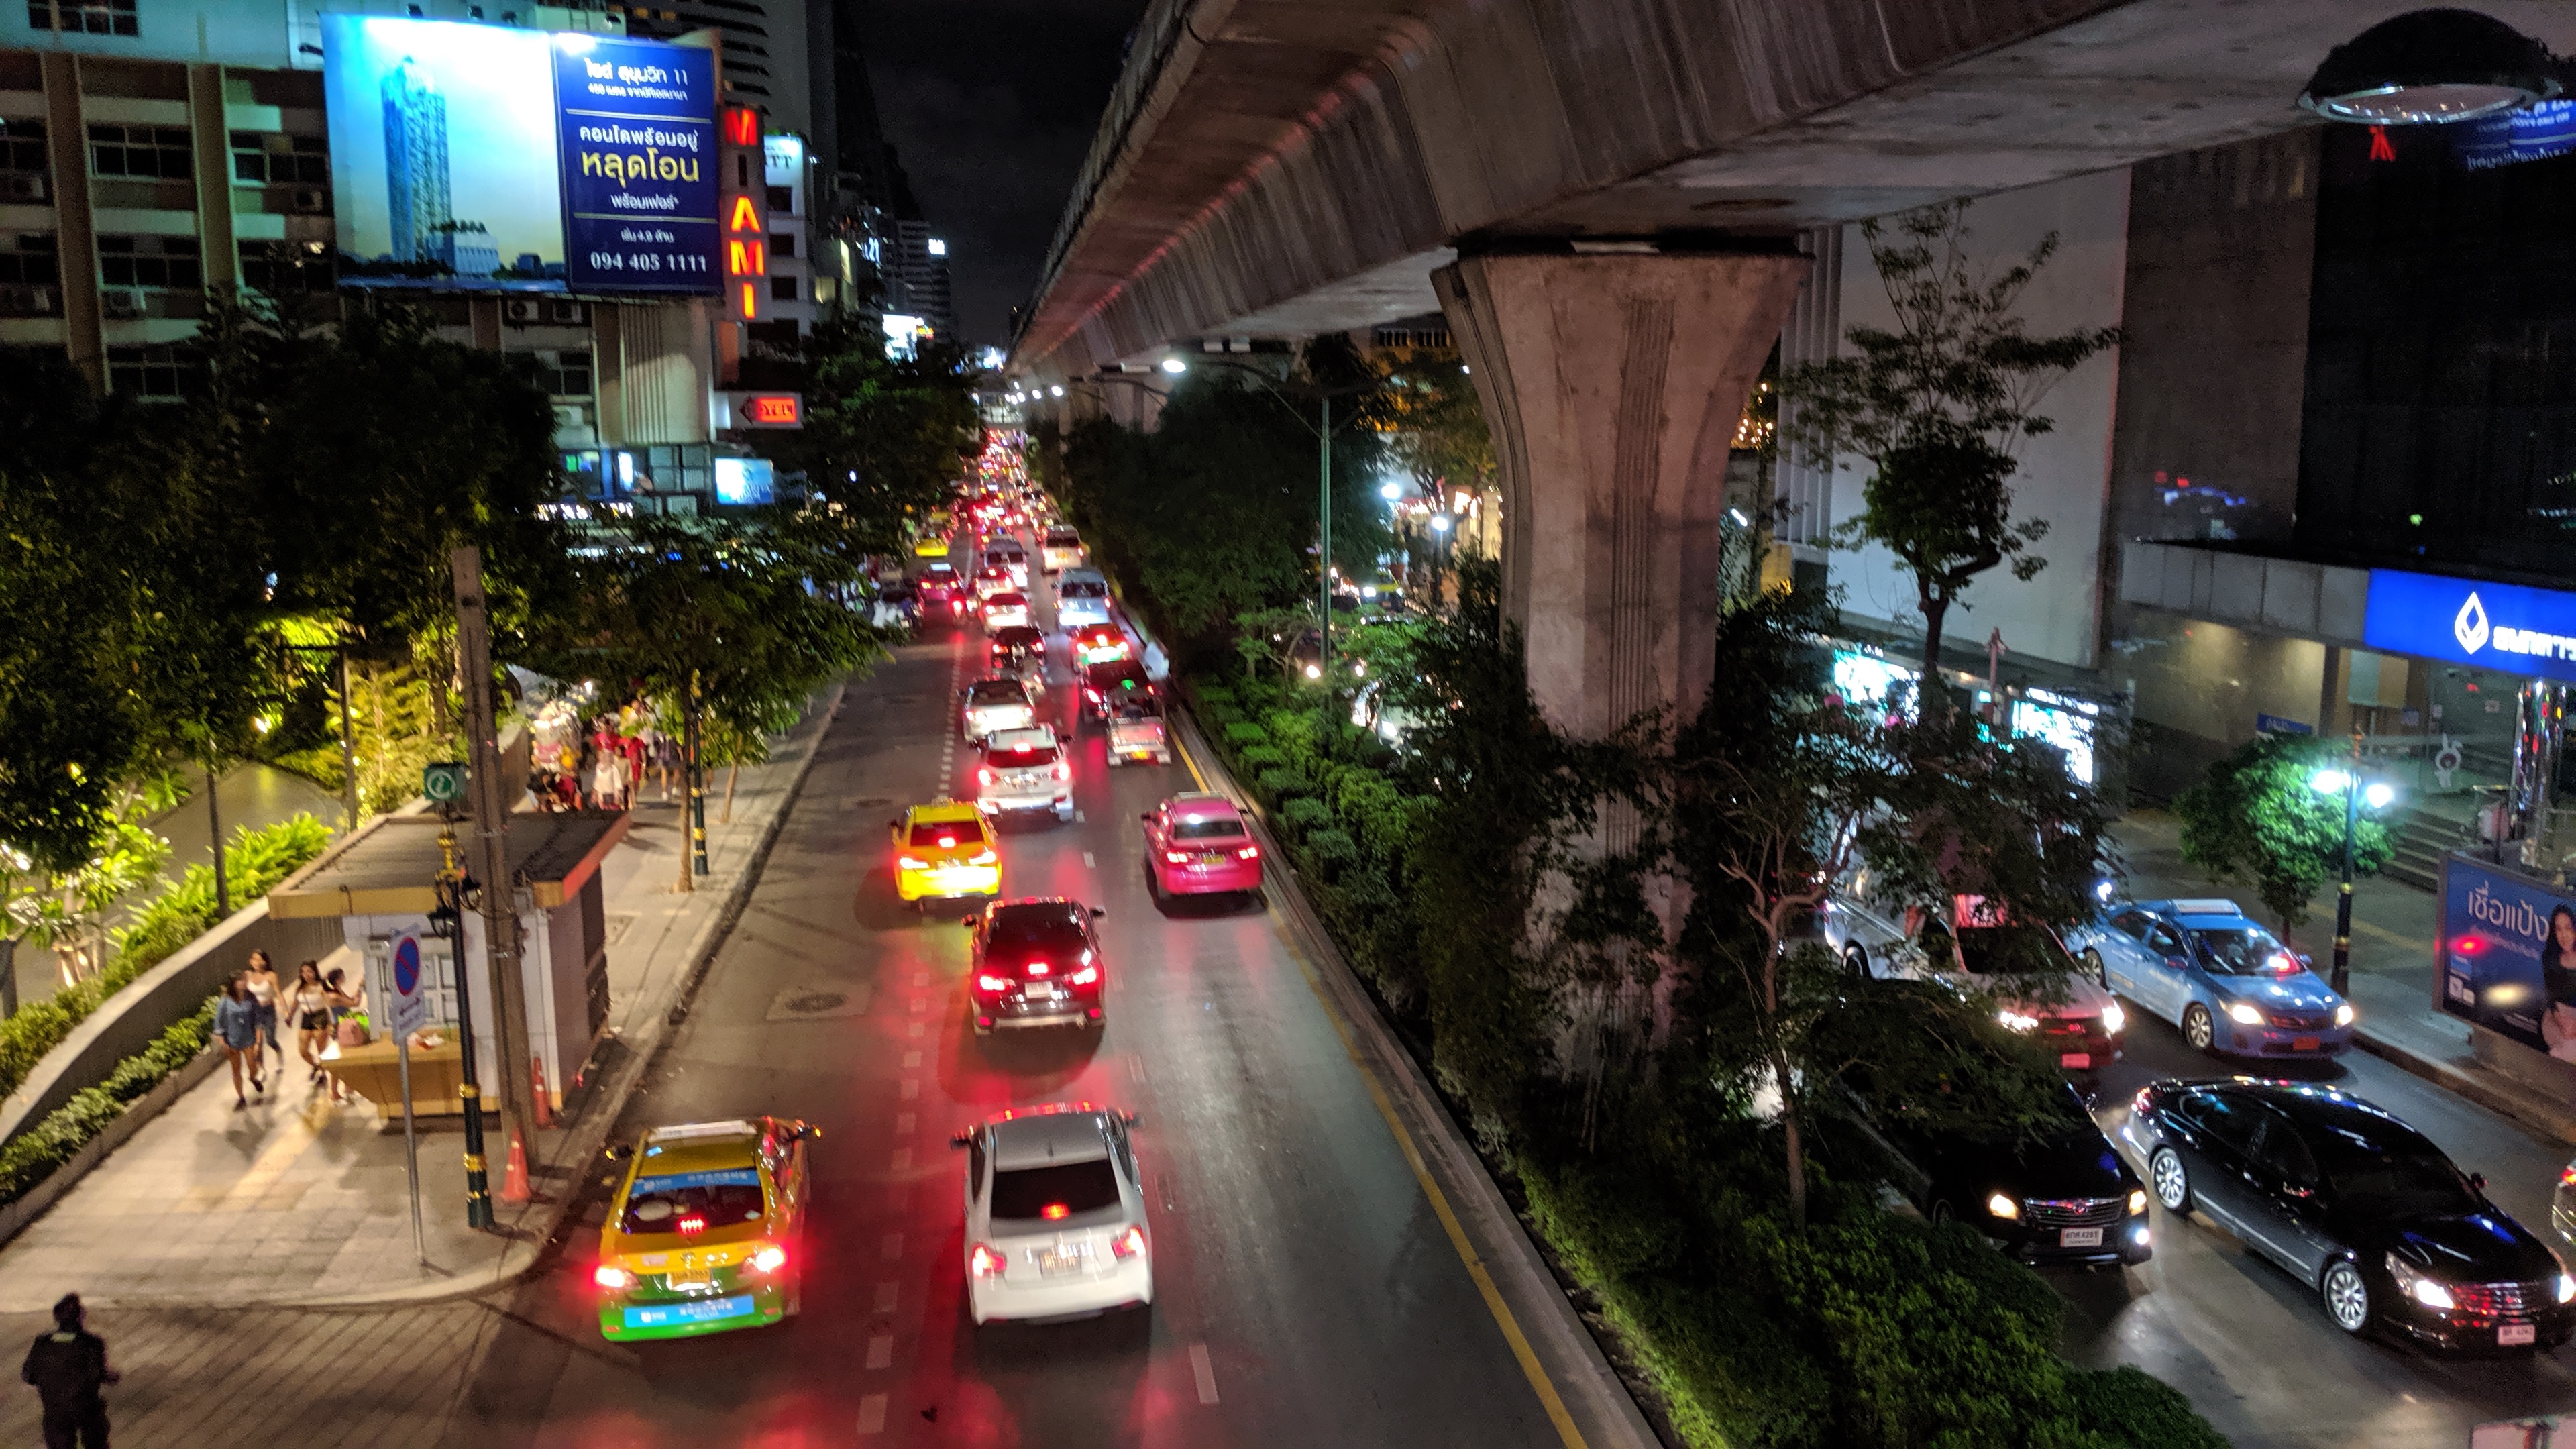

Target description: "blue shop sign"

left=2362, top=569, right=2576, bottom=683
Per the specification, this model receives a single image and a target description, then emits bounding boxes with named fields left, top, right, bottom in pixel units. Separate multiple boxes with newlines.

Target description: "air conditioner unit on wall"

left=547, top=299, right=586, bottom=325
left=1, top=174, right=45, bottom=203
left=99, top=288, right=144, bottom=319
left=504, top=299, right=541, bottom=325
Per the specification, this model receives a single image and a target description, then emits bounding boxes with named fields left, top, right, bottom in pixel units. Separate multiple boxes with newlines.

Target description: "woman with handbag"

left=322, top=967, right=368, bottom=1105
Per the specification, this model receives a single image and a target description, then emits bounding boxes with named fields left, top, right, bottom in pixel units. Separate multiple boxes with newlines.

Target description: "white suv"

left=956, top=1104, right=1151, bottom=1326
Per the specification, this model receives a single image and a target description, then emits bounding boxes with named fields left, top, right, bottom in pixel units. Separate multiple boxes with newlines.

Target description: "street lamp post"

left=431, top=814, right=495, bottom=1230
left=2310, top=753, right=2396, bottom=997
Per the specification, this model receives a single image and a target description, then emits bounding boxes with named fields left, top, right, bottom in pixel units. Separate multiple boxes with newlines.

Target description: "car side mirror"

left=1091, top=907, right=1107, bottom=918
left=961, top=918, right=977, bottom=930
left=796, top=1124, right=822, bottom=1142
left=1120, top=1110, right=1139, bottom=1127
left=2471, top=1171, right=2488, bottom=1192
left=1140, top=813, right=1155, bottom=824
left=2296, top=953, right=2314, bottom=969
left=950, top=1131, right=973, bottom=1150
left=887, top=818, right=900, bottom=833
left=603, top=1144, right=634, bottom=1162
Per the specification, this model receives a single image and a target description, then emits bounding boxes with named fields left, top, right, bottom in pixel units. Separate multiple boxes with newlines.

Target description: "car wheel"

left=1843, top=944, right=1870, bottom=979
left=2149, top=1147, right=2191, bottom=1212
left=2182, top=1002, right=2217, bottom=1054
left=2082, top=948, right=2108, bottom=985
left=1927, top=1197, right=1956, bottom=1226
left=2322, top=1258, right=2373, bottom=1335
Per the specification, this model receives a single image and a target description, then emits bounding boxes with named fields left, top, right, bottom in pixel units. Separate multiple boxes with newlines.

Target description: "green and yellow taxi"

left=594, top=1117, right=816, bottom=1341
left=912, top=508, right=954, bottom=558
left=892, top=798, right=1002, bottom=908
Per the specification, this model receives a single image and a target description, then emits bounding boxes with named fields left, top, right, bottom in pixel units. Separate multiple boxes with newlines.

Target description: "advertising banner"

left=2363, top=568, right=2576, bottom=684
left=2439, top=853, right=2576, bottom=1057
left=323, top=16, right=716, bottom=296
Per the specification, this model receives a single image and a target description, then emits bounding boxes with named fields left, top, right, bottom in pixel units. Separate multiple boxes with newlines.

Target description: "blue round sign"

left=392, top=937, right=421, bottom=997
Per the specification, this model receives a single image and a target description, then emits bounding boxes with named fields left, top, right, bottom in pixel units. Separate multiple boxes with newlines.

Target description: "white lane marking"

left=1083, top=851, right=1096, bottom=868
left=903, top=1051, right=922, bottom=1068
left=908, top=1021, right=926, bottom=1038
left=867, top=1334, right=894, bottom=1371
left=873, top=1281, right=899, bottom=1313
left=914, top=970, right=930, bottom=987
left=900, top=1079, right=920, bottom=1101
left=857, top=1394, right=888, bottom=1434
left=1075, top=809, right=1086, bottom=824
left=1128, top=1055, right=1148, bottom=1082
left=896, top=1112, right=916, bottom=1134
left=890, top=1147, right=912, bottom=1171
left=1189, top=1343, right=1220, bottom=1405
left=910, top=994, right=928, bottom=1014
left=881, top=1233, right=904, bottom=1261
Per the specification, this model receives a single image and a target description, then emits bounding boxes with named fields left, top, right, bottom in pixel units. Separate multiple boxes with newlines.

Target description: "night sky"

left=856, top=0, right=1146, bottom=349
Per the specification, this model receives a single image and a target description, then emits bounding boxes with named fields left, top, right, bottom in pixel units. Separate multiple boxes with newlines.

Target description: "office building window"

left=239, top=239, right=333, bottom=294
left=107, top=345, right=201, bottom=400
left=534, top=348, right=593, bottom=398
left=765, top=185, right=792, bottom=215
left=229, top=131, right=329, bottom=186
left=769, top=276, right=796, bottom=303
left=0, top=234, right=59, bottom=287
left=89, top=125, right=191, bottom=180
left=28, top=0, right=136, bottom=36
left=97, top=235, right=201, bottom=289
left=770, top=232, right=794, bottom=259
left=1, top=119, right=46, bottom=178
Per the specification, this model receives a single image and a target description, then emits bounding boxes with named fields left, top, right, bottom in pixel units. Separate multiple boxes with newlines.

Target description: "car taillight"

left=978, top=768, right=994, bottom=786
left=594, top=1265, right=631, bottom=1289
left=898, top=857, right=928, bottom=870
left=2563, top=1165, right=2576, bottom=1189
left=1112, top=1225, right=1147, bottom=1260
left=950, top=600, right=963, bottom=614
left=1041, top=1203, right=1071, bottom=1220
left=969, top=1243, right=1006, bottom=1278
left=1070, top=965, right=1099, bottom=985
left=1163, top=851, right=1189, bottom=865
left=1026, top=961, right=1051, bottom=977
left=2133, top=1087, right=2155, bottom=1117
left=677, top=1214, right=707, bottom=1236
left=969, top=848, right=998, bottom=865
left=1053, top=761, right=1069, bottom=781
left=976, top=973, right=1010, bottom=993
left=749, top=1245, right=787, bottom=1274
left=937, top=835, right=957, bottom=849
left=1236, top=845, right=1259, bottom=860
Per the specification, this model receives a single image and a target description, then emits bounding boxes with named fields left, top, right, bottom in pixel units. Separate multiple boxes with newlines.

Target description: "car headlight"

left=2561, top=1274, right=2576, bottom=1305
left=2225, top=1002, right=2266, bottom=1027
left=2128, top=1189, right=2147, bottom=1216
left=2335, top=1002, right=2355, bottom=1027
left=2100, top=1002, right=2126, bottom=1035
left=2387, top=1252, right=2455, bottom=1310
left=1997, top=1010, right=2040, bottom=1033
left=1986, top=1193, right=2019, bottom=1220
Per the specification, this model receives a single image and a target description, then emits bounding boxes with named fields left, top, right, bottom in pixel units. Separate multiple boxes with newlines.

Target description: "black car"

left=963, top=897, right=1108, bottom=1035
left=1874, top=1082, right=2151, bottom=1268
left=2127, top=1079, right=2576, bottom=1351
left=987, top=624, right=1046, bottom=671
left=1080, top=658, right=1155, bottom=720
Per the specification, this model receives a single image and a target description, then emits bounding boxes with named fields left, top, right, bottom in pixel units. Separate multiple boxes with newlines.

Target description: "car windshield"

left=984, top=733, right=1056, bottom=767
left=988, top=910, right=1087, bottom=957
left=622, top=1168, right=764, bottom=1234
left=991, top=1158, right=1120, bottom=1222
left=967, top=682, right=1027, bottom=707
left=1047, top=530, right=1079, bottom=546
left=2189, top=925, right=2301, bottom=976
left=1062, top=581, right=1107, bottom=598
left=1951, top=925, right=2076, bottom=975
left=907, top=820, right=984, bottom=849
left=990, top=594, right=1025, bottom=608
left=1171, top=814, right=1243, bottom=841
left=2314, top=1132, right=2479, bottom=1216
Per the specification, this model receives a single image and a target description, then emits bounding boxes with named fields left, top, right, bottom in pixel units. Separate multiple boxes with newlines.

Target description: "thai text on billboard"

left=2439, top=854, right=2576, bottom=1060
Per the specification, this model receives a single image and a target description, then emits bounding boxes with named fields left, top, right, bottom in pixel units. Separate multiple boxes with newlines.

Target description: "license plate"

left=2293, top=1036, right=2320, bottom=1051
left=666, top=1269, right=712, bottom=1289
left=1199, top=853, right=1224, bottom=865
left=1026, top=983, right=1057, bottom=1000
left=2059, top=1052, right=2091, bottom=1069
left=624, top=1293, right=753, bottom=1328
left=1037, top=1247, right=1088, bottom=1277
left=2502, top=1322, right=2538, bottom=1346
left=2059, top=1228, right=2104, bottom=1248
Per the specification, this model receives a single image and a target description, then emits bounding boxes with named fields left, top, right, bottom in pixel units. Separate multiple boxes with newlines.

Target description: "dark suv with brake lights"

left=965, top=898, right=1108, bottom=1035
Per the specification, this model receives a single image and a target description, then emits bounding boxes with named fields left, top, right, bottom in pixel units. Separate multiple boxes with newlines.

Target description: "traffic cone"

left=500, top=1125, right=532, bottom=1203
left=531, top=1056, right=553, bottom=1128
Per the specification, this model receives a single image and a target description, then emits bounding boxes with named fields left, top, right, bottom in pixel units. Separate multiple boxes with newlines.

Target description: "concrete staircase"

left=2379, top=804, right=2472, bottom=892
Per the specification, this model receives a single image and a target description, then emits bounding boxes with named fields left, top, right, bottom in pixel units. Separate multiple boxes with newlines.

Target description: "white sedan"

left=955, top=1104, right=1152, bottom=1326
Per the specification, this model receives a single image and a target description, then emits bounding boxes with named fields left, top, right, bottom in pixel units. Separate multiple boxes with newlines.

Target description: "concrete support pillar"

left=1432, top=246, right=1809, bottom=737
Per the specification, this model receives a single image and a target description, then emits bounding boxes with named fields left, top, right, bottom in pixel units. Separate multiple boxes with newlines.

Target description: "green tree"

left=761, top=325, right=981, bottom=553
left=1777, top=201, right=2117, bottom=697
left=2174, top=732, right=2394, bottom=931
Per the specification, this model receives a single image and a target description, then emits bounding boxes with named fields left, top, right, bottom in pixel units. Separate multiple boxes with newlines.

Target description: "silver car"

left=960, top=676, right=1035, bottom=745
left=977, top=726, right=1073, bottom=822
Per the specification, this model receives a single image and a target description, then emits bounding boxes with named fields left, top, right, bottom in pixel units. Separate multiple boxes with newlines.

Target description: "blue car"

left=2063, top=898, right=2355, bottom=1059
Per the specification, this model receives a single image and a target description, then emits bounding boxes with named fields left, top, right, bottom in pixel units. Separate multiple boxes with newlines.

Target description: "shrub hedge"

left=0, top=998, right=217, bottom=1208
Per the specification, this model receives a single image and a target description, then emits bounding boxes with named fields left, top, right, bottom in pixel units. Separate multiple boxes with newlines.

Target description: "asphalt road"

left=2068, top=1003, right=2576, bottom=1447
left=444, top=544, right=1570, bottom=1446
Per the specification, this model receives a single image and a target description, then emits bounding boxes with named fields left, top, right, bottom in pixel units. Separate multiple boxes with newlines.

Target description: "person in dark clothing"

left=22, top=1293, right=115, bottom=1449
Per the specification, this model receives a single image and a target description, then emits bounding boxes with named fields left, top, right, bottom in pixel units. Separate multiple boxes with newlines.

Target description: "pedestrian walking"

left=215, top=975, right=261, bottom=1109
left=289, top=960, right=333, bottom=1087
left=241, top=951, right=281, bottom=1083
left=592, top=743, right=627, bottom=812
left=321, top=967, right=364, bottom=1104
left=22, top=1294, right=116, bottom=1449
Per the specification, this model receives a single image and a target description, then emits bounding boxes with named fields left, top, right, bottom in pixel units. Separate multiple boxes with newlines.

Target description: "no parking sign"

left=389, top=934, right=430, bottom=1037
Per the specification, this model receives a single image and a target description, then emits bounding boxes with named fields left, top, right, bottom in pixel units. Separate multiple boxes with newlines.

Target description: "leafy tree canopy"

left=2174, top=731, right=2394, bottom=930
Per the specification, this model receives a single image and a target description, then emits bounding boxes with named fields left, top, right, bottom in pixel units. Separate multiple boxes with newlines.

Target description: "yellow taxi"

left=892, top=798, right=1001, bottom=908
left=594, top=1117, right=815, bottom=1341
left=912, top=529, right=951, bottom=559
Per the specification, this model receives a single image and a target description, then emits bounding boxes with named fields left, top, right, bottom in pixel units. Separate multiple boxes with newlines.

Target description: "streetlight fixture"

left=2300, top=9, right=2562, bottom=125
left=2308, top=763, right=2396, bottom=995
left=1159, top=356, right=1187, bottom=375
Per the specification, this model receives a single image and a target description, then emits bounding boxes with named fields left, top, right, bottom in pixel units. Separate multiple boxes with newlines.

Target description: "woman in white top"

left=289, top=960, right=334, bottom=1087
left=592, top=749, right=626, bottom=811
left=242, top=951, right=282, bottom=1085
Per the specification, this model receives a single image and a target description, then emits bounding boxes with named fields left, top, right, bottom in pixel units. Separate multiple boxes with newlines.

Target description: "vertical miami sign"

left=552, top=33, right=720, bottom=294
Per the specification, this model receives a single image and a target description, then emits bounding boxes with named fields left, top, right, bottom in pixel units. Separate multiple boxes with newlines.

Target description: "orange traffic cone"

left=500, top=1125, right=532, bottom=1203
left=531, top=1056, right=553, bottom=1128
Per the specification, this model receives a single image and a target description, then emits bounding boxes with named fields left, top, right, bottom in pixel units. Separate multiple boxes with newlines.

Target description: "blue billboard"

left=2456, top=98, right=2576, bottom=172
left=2439, top=855, right=2574, bottom=1055
left=2361, top=568, right=2576, bottom=684
left=323, top=17, right=716, bottom=296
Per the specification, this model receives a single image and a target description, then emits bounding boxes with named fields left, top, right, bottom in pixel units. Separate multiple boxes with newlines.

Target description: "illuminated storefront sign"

left=2363, top=568, right=2576, bottom=683
left=718, top=105, right=767, bottom=322
left=739, top=393, right=800, bottom=427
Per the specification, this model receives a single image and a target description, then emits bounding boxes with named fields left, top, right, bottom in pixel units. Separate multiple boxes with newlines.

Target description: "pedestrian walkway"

left=0, top=689, right=841, bottom=1313
left=2110, top=809, right=2576, bottom=1142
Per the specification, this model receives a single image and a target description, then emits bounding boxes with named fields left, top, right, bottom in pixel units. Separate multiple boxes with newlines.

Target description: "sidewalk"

left=0, top=687, right=842, bottom=1313
left=2111, top=809, right=2576, bottom=1145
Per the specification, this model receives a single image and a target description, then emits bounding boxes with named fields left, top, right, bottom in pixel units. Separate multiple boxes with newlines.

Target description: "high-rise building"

left=379, top=56, right=451, bottom=264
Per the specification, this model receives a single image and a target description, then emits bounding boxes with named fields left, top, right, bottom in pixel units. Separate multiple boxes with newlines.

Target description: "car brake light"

left=898, top=856, right=928, bottom=870
left=1053, top=761, right=1070, bottom=781
left=1070, top=965, right=1099, bottom=985
left=1112, top=1225, right=1147, bottom=1260
left=1164, top=851, right=1189, bottom=865
left=969, top=1243, right=1006, bottom=1278
left=937, top=835, right=957, bottom=849
left=677, top=1214, right=707, bottom=1236
left=750, top=1245, right=786, bottom=1274
left=976, top=973, right=1010, bottom=993
left=1041, top=1203, right=1071, bottom=1220
left=1236, top=845, right=1259, bottom=860
left=594, top=1265, right=631, bottom=1289
left=1026, top=961, right=1051, bottom=977
left=978, top=768, right=994, bottom=786
left=2563, top=1165, right=2576, bottom=1189
left=969, top=848, right=998, bottom=865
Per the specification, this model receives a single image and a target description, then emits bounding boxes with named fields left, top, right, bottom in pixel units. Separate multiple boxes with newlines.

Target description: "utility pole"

left=450, top=547, right=537, bottom=1195
left=335, top=647, right=362, bottom=833
left=1318, top=395, right=1334, bottom=735
left=688, top=672, right=708, bottom=879
left=205, top=758, right=228, bottom=916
